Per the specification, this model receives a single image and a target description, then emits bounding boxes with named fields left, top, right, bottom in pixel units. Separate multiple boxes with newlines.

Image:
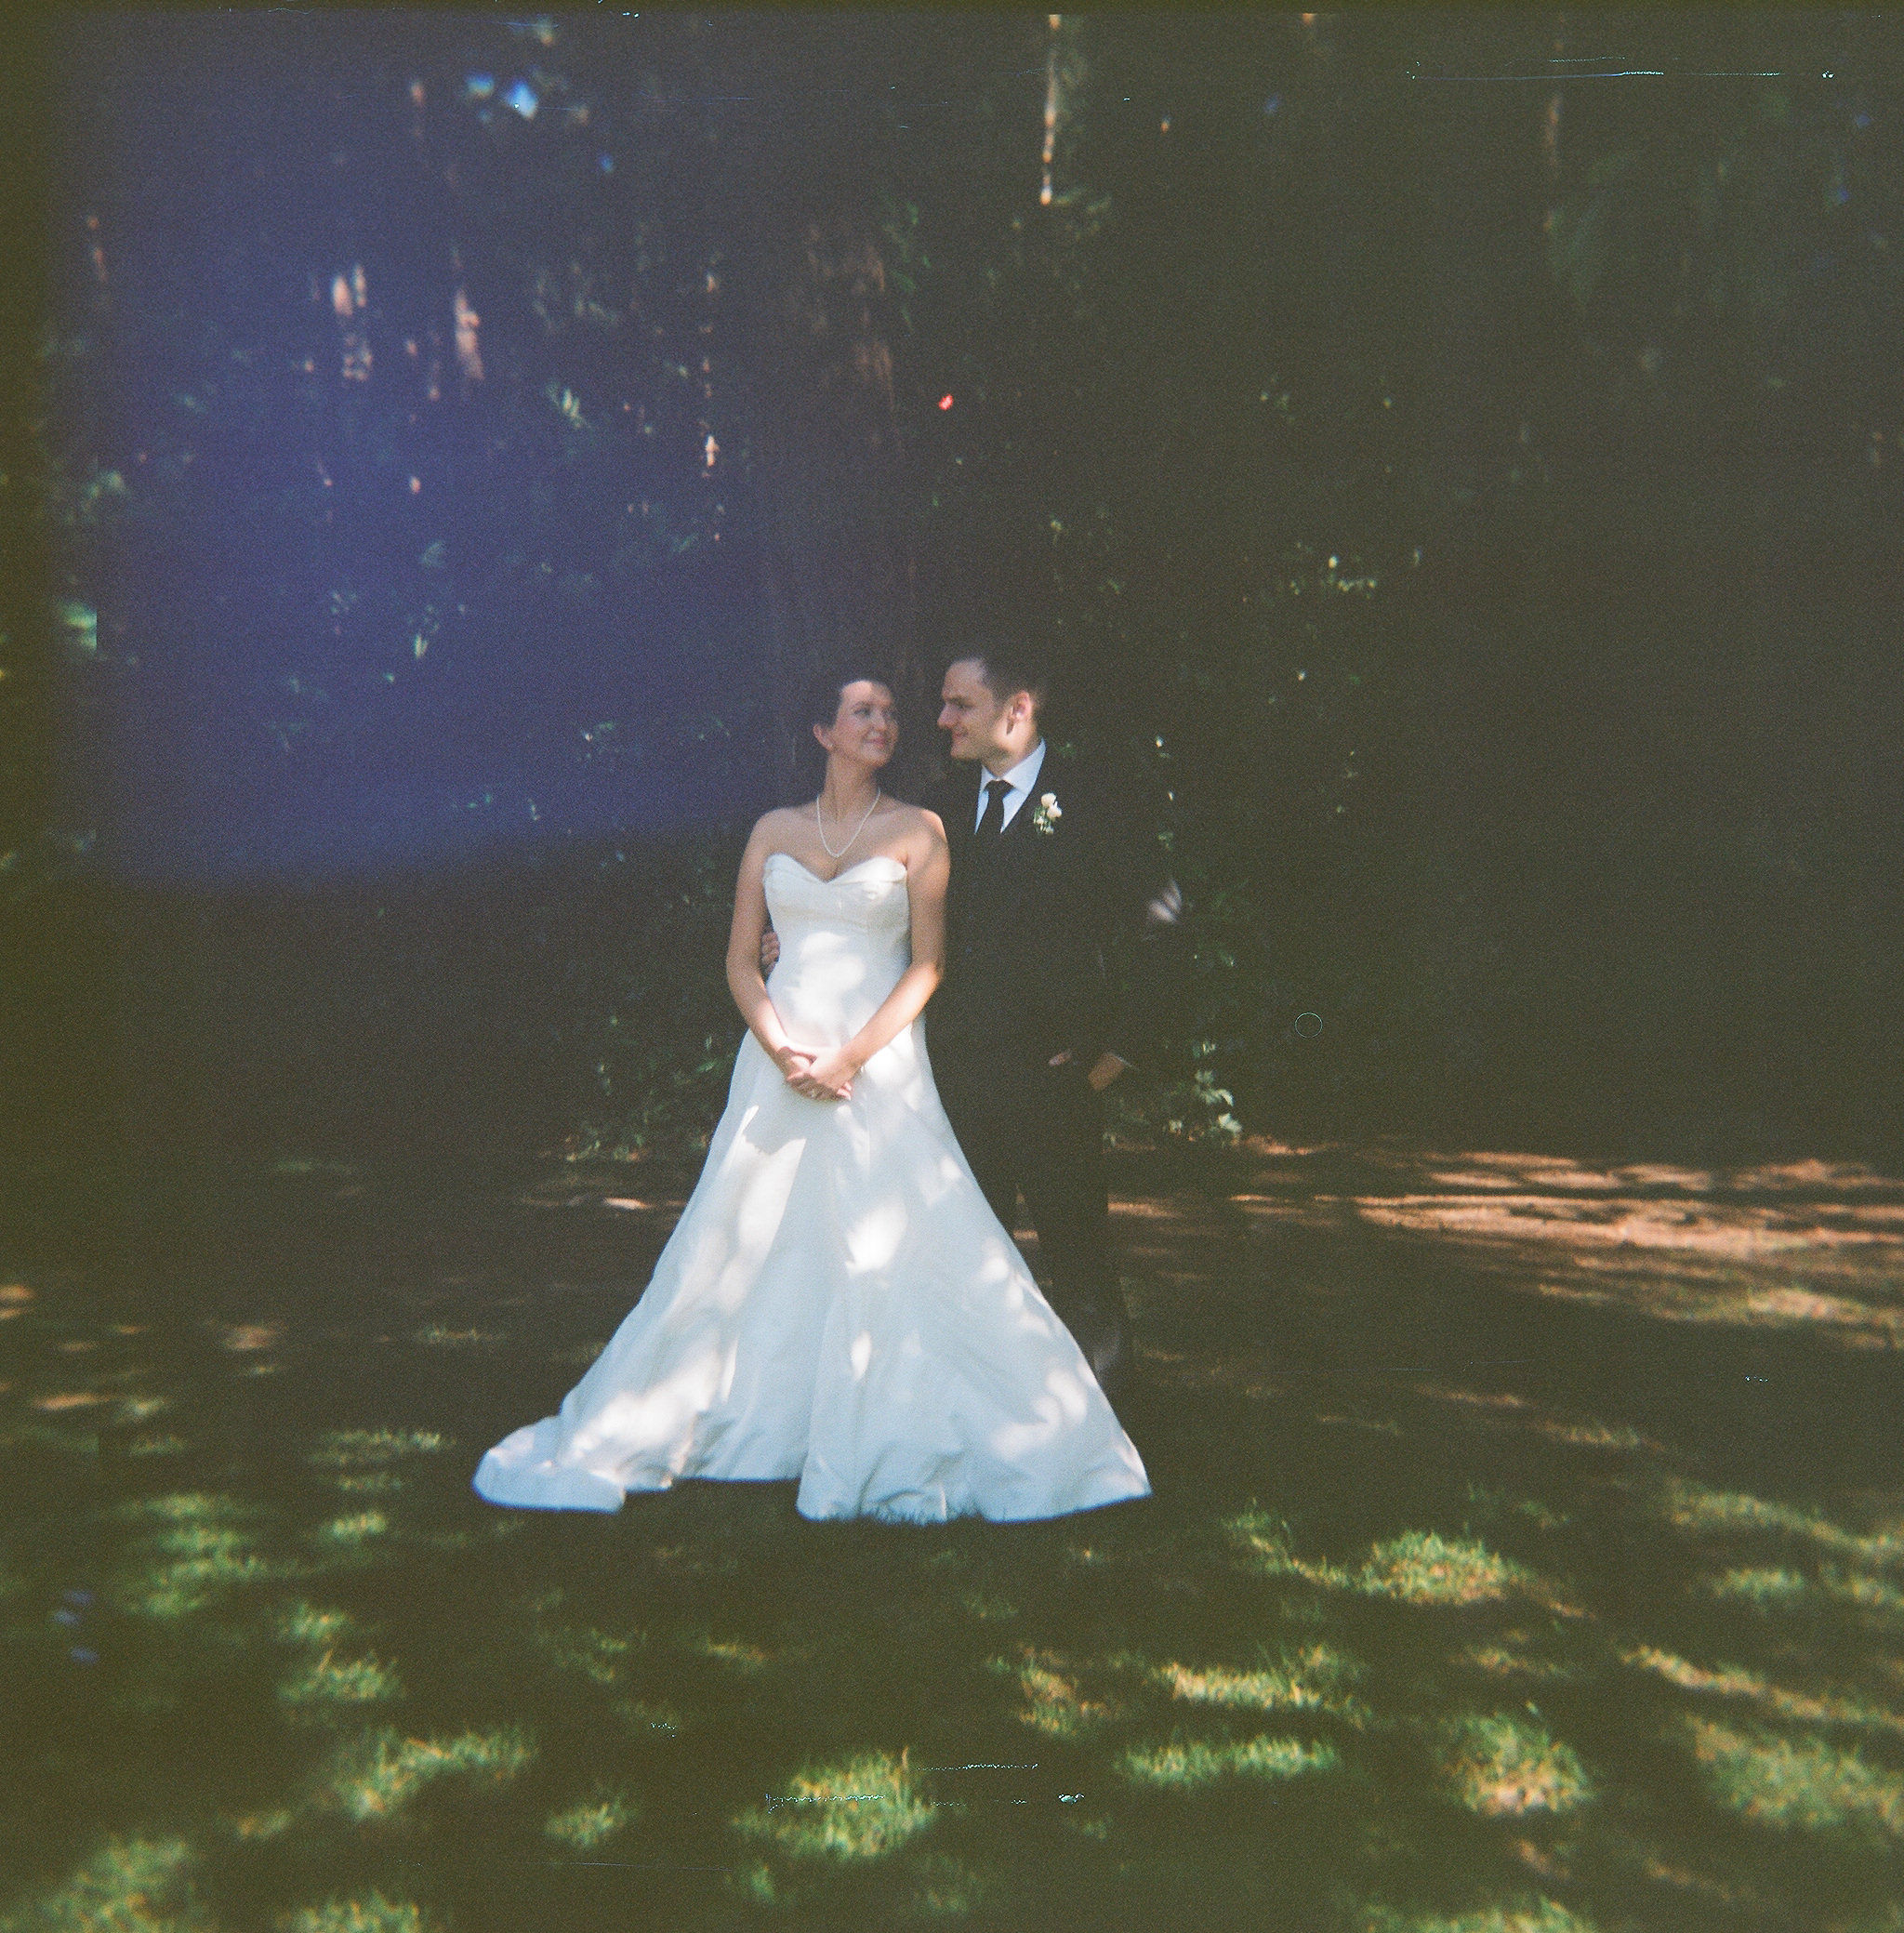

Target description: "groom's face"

left=938, top=658, right=1020, bottom=764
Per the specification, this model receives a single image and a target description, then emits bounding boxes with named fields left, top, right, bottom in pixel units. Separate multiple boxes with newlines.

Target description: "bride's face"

left=815, top=682, right=897, bottom=769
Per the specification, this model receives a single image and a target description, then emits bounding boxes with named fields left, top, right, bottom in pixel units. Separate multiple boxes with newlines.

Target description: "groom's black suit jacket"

left=926, top=752, right=1176, bottom=1072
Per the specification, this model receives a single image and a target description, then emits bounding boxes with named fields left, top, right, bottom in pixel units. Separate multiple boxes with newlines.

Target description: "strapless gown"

left=471, top=852, right=1150, bottom=1523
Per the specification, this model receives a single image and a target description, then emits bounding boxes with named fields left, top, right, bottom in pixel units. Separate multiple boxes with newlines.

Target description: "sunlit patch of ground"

left=544, top=1786, right=637, bottom=1848
left=308, top=1428, right=448, bottom=1471
left=1685, top=1717, right=1904, bottom=1842
left=314, top=1510, right=391, bottom=1549
left=0, top=1834, right=209, bottom=1933
left=1226, top=1516, right=1555, bottom=1611
left=1118, top=1731, right=1340, bottom=1789
left=411, top=1326, right=502, bottom=1347
left=1621, top=1643, right=1904, bottom=1736
left=1358, top=1532, right=1542, bottom=1608
left=1435, top=1712, right=1593, bottom=1818
left=281, top=1892, right=439, bottom=1932
left=1356, top=1897, right=1598, bottom=1933
left=526, top=1593, right=642, bottom=1685
left=990, top=1648, right=1121, bottom=1738
left=311, top=1725, right=536, bottom=1823
left=226, top=1808, right=294, bottom=1843
left=277, top=1648, right=404, bottom=1716
left=734, top=1749, right=936, bottom=1860
left=1455, top=1641, right=1581, bottom=1685
left=110, top=1492, right=296, bottom=1620
left=1704, top=1564, right=1904, bottom=1625
left=218, top=1322, right=282, bottom=1353
left=6, top=1138, right=1902, bottom=1928
left=1153, top=1641, right=1369, bottom=1723
left=687, top=1632, right=771, bottom=1674
left=1659, top=1479, right=1904, bottom=1569
left=1205, top=1143, right=1904, bottom=1357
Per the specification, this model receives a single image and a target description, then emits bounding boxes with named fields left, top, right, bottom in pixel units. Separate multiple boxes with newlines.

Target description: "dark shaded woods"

left=6, top=11, right=1900, bottom=1218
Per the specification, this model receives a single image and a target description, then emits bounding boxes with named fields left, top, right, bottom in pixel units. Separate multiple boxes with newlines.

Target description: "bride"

left=471, top=667, right=1151, bottom=1522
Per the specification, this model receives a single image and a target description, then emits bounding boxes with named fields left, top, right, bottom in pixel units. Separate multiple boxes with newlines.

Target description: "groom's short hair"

left=956, top=640, right=1050, bottom=722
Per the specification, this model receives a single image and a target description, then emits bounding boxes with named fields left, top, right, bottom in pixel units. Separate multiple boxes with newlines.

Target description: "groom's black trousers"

left=929, top=1043, right=1117, bottom=1326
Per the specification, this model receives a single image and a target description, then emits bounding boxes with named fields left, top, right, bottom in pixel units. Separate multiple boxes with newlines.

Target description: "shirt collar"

left=992, top=739, right=1047, bottom=798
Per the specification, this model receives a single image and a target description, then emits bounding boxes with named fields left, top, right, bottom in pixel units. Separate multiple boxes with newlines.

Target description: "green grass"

left=5, top=1147, right=1904, bottom=1930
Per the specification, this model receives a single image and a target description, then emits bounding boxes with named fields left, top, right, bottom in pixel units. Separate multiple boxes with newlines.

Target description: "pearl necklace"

left=815, top=787, right=879, bottom=859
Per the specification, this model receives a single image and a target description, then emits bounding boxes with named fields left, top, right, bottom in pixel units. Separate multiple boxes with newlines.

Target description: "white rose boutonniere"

left=1030, top=790, right=1063, bottom=837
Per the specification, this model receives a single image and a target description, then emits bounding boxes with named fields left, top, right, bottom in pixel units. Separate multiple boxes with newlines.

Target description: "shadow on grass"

left=2, top=1138, right=1900, bottom=1929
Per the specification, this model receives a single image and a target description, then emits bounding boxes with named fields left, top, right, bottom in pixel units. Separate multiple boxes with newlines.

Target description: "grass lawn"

left=3, top=1138, right=1901, bottom=1931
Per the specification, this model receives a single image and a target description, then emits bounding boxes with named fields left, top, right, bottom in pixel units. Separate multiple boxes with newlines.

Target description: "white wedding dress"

left=472, top=852, right=1150, bottom=1523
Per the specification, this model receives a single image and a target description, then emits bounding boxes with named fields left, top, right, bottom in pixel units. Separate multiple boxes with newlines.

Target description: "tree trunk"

left=725, top=24, right=926, bottom=800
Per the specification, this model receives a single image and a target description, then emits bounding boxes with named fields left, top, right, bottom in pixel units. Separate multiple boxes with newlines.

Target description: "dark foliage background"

left=6, top=8, right=1901, bottom=1190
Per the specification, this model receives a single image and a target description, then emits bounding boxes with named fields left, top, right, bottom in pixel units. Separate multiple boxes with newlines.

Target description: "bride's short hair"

left=802, top=659, right=895, bottom=735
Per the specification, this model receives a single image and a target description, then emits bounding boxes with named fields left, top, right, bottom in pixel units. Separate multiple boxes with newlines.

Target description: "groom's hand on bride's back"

left=760, top=928, right=780, bottom=973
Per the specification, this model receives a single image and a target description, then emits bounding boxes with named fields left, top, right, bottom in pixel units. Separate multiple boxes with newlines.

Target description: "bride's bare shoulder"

left=748, top=803, right=806, bottom=843
left=890, top=801, right=947, bottom=846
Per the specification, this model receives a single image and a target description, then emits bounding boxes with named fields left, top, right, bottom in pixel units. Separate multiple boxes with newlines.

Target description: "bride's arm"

left=795, top=814, right=949, bottom=1097
left=725, top=816, right=812, bottom=1079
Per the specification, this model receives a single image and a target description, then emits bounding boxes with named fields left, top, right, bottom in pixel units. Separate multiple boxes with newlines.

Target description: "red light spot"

left=938, top=393, right=955, bottom=411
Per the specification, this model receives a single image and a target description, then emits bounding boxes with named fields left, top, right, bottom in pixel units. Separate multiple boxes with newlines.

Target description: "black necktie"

left=976, top=778, right=1012, bottom=848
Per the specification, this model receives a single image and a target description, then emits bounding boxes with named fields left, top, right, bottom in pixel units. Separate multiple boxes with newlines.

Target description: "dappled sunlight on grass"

left=276, top=1600, right=356, bottom=1646
left=309, top=1427, right=448, bottom=1470
left=1435, top=1712, right=1593, bottom=1819
left=1225, top=1514, right=1554, bottom=1610
left=311, top=1725, right=536, bottom=1823
left=903, top=1851, right=997, bottom=1917
left=1661, top=1478, right=1904, bottom=1569
left=0, top=1835, right=207, bottom=1933
left=734, top=1750, right=936, bottom=1861
left=110, top=1492, right=295, bottom=1620
left=1621, top=1644, right=1904, bottom=1736
left=7, top=1139, right=1901, bottom=1927
left=687, top=1632, right=771, bottom=1675
left=544, top=1786, right=637, bottom=1848
left=277, top=1649, right=404, bottom=1716
left=990, top=1648, right=1121, bottom=1739
left=217, top=1322, right=282, bottom=1354
left=1153, top=1641, right=1369, bottom=1723
left=1213, top=1140, right=1904, bottom=1348
left=1358, top=1532, right=1540, bottom=1608
left=1454, top=1638, right=1582, bottom=1686
left=1705, top=1564, right=1904, bottom=1625
left=313, top=1510, right=391, bottom=1550
left=1117, top=1731, right=1340, bottom=1789
left=526, top=1592, right=641, bottom=1686
left=1686, top=1717, right=1904, bottom=1842
left=281, top=1893, right=439, bottom=1933
left=1357, top=1897, right=1599, bottom=1933
left=226, top=1808, right=294, bottom=1843
left=1707, top=1564, right=1811, bottom=1610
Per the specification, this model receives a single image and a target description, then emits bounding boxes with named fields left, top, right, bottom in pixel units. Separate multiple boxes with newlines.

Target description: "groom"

left=925, top=643, right=1174, bottom=1401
